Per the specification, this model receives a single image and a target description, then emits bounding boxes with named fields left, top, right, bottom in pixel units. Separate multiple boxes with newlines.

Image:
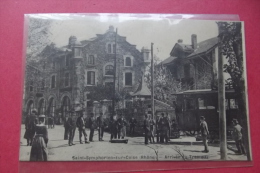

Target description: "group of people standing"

left=143, top=113, right=174, bottom=145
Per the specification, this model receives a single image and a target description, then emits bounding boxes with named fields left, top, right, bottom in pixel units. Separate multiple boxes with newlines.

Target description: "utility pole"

left=218, top=30, right=227, bottom=160
left=151, top=43, right=154, bottom=119
left=112, top=28, right=117, bottom=116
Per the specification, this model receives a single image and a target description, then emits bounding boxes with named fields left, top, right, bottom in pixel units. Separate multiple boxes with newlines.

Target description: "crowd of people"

left=23, top=109, right=246, bottom=161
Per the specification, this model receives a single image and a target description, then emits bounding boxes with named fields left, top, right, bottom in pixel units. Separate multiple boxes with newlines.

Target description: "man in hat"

left=109, top=114, right=118, bottom=141
left=97, top=113, right=106, bottom=141
left=117, top=114, right=127, bottom=139
left=63, top=112, right=70, bottom=140
left=143, top=114, right=151, bottom=145
left=68, top=110, right=77, bottom=146
left=159, top=113, right=170, bottom=143
left=89, top=113, right=96, bottom=142
left=76, top=111, right=89, bottom=144
left=129, top=116, right=137, bottom=136
left=232, top=119, right=246, bottom=155
left=200, top=116, right=209, bottom=153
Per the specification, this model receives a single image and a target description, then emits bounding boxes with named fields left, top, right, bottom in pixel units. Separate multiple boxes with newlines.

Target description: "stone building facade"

left=23, top=26, right=150, bottom=123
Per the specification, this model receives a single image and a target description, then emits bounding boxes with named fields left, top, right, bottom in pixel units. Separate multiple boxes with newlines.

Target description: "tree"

left=218, top=22, right=251, bottom=160
left=26, top=16, right=52, bottom=63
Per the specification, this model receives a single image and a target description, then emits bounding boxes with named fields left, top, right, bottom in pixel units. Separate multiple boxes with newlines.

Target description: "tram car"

left=174, top=89, right=240, bottom=141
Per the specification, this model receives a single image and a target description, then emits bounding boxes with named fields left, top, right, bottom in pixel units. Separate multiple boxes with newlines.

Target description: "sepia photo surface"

left=20, top=14, right=252, bottom=161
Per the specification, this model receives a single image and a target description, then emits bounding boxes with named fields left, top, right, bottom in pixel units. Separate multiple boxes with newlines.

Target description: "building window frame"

left=64, top=72, right=70, bottom=87
left=107, top=42, right=116, bottom=54
left=29, top=80, right=34, bottom=92
left=124, top=72, right=134, bottom=87
left=51, top=75, right=56, bottom=89
left=87, top=71, right=96, bottom=86
left=88, top=55, right=95, bottom=65
left=123, top=55, right=134, bottom=67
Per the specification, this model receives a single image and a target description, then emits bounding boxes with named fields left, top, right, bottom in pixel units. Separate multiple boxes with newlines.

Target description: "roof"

left=132, top=76, right=151, bottom=97
left=187, top=37, right=218, bottom=58
left=160, top=56, right=177, bottom=65
left=173, top=89, right=235, bottom=95
left=177, top=43, right=193, bottom=52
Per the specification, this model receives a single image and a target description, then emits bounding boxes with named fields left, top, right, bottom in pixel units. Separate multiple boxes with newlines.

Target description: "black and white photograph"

left=19, top=14, right=252, bottom=161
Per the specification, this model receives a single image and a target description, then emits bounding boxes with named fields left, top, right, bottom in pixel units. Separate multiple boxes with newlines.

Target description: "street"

left=19, top=125, right=247, bottom=161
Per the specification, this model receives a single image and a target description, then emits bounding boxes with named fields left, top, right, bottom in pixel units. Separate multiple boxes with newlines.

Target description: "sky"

left=31, top=14, right=219, bottom=61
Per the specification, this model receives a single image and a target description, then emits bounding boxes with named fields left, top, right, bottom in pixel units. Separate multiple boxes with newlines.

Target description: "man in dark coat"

left=156, top=115, right=162, bottom=143
left=68, top=110, right=77, bottom=146
left=200, top=116, right=209, bottom=153
left=97, top=113, right=106, bottom=141
left=232, top=119, right=246, bottom=155
left=76, top=111, right=89, bottom=144
left=88, top=113, right=96, bottom=142
left=143, top=114, right=151, bottom=145
left=159, top=113, right=170, bottom=143
left=110, top=114, right=118, bottom=141
left=117, top=115, right=127, bottom=139
left=129, top=116, right=137, bottom=136
left=149, top=116, right=155, bottom=143
left=64, top=112, right=70, bottom=140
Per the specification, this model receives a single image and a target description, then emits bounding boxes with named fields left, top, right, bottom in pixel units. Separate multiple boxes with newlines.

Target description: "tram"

left=174, top=89, right=240, bottom=140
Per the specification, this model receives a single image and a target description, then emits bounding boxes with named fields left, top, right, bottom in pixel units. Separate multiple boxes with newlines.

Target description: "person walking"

left=97, top=113, right=106, bottom=141
left=68, top=110, right=77, bottom=146
left=76, top=111, right=89, bottom=144
left=23, top=114, right=31, bottom=146
left=232, top=119, right=246, bottom=155
left=200, top=116, right=209, bottom=153
left=129, top=116, right=137, bottom=136
left=89, top=113, right=96, bottom=142
left=30, top=115, right=48, bottom=161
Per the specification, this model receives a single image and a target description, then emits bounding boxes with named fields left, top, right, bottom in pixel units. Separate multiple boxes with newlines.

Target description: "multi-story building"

left=23, top=26, right=150, bottom=123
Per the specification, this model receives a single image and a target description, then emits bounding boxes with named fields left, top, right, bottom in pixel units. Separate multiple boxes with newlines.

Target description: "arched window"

left=105, top=65, right=114, bottom=75
left=38, top=99, right=46, bottom=115
left=125, top=57, right=132, bottom=66
left=48, top=98, right=56, bottom=117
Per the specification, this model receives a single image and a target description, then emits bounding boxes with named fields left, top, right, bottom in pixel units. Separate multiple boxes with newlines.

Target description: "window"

left=65, top=72, right=69, bottom=87
left=125, top=57, right=132, bottom=67
left=113, top=44, right=116, bottom=53
left=185, top=98, right=196, bottom=110
left=198, top=98, right=216, bottom=109
left=105, top=65, right=114, bottom=75
left=74, top=48, right=81, bottom=57
left=65, top=56, right=69, bottom=67
left=125, top=72, right=132, bottom=86
left=41, top=79, right=45, bottom=91
left=29, top=81, right=33, bottom=92
left=108, top=44, right=112, bottom=53
left=88, top=55, right=95, bottom=65
left=87, top=71, right=95, bottom=85
left=230, top=99, right=238, bottom=109
left=52, top=61, right=56, bottom=70
left=51, top=75, right=56, bottom=88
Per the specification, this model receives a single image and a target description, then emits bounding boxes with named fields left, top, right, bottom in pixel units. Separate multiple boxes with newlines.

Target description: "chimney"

left=191, top=34, right=197, bottom=49
left=177, top=39, right=183, bottom=43
left=108, top=25, right=114, bottom=32
left=141, top=47, right=150, bottom=62
left=68, top=36, right=77, bottom=48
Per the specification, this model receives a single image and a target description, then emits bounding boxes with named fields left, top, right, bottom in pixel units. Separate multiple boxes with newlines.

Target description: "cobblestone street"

left=19, top=125, right=247, bottom=161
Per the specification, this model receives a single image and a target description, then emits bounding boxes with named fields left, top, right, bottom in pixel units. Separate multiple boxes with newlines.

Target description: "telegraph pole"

left=112, top=28, right=117, bottom=116
left=218, top=25, right=227, bottom=160
left=151, top=43, right=154, bottom=119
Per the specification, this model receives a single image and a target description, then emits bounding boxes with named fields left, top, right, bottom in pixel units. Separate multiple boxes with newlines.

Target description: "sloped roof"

left=132, top=76, right=151, bottom=97
left=177, top=43, right=193, bottom=52
left=160, top=56, right=178, bottom=65
left=188, top=37, right=218, bottom=58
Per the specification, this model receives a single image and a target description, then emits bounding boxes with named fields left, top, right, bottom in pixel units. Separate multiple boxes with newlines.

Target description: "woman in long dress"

left=30, top=115, right=48, bottom=161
